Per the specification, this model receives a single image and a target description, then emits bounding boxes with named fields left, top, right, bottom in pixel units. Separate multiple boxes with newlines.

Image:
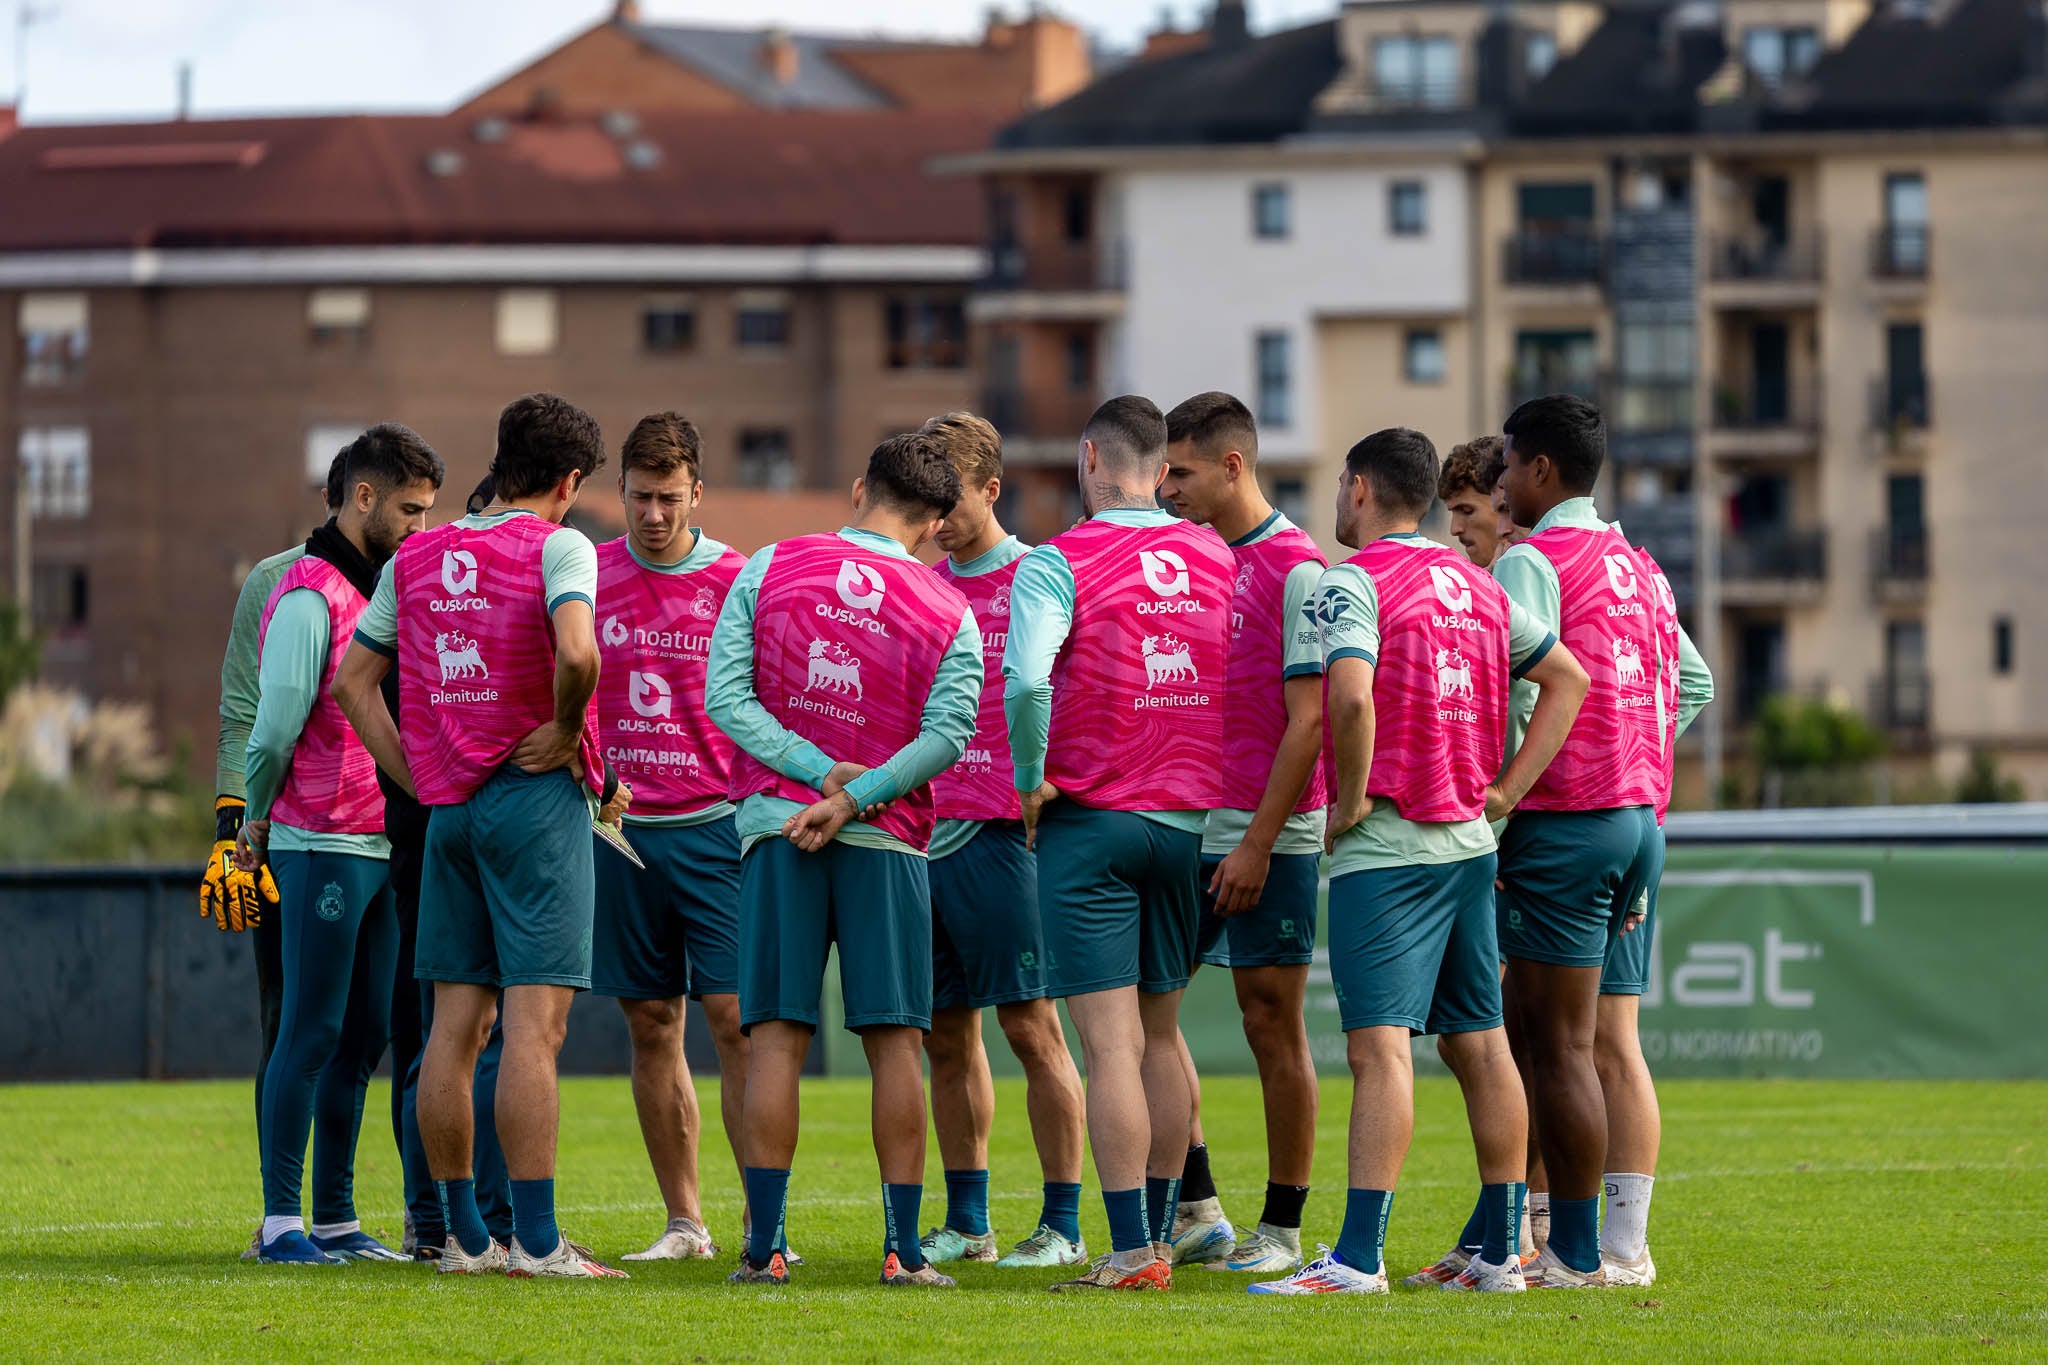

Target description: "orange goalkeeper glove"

left=200, top=797, right=278, bottom=932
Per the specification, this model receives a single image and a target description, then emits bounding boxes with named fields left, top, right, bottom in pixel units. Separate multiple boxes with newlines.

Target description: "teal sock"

left=1040, top=1181, right=1083, bottom=1244
left=1334, top=1189, right=1392, bottom=1272
left=1480, top=1181, right=1524, bottom=1265
left=1103, top=1187, right=1149, bottom=1253
left=883, top=1183, right=925, bottom=1268
left=1145, top=1175, right=1181, bottom=1244
left=509, top=1178, right=557, bottom=1258
left=1549, top=1196, right=1601, bottom=1273
left=944, top=1169, right=991, bottom=1236
left=743, top=1167, right=790, bottom=1266
left=1456, top=1190, right=1486, bottom=1253
left=437, top=1178, right=490, bottom=1257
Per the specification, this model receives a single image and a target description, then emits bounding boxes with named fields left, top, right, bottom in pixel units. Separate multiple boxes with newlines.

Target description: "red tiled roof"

left=0, top=109, right=995, bottom=252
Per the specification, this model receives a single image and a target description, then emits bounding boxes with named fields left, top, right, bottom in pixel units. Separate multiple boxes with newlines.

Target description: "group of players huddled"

left=199, top=386, right=1709, bottom=1292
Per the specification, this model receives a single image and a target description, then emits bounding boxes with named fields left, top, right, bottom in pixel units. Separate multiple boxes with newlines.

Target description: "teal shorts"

left=738, top=837, right=932, bottom=1033
left=1327, top=855, right=1502, bottom=1035
left=1600, top=811, right=1665, bottom=996
left=928, top=821, right=1048, bottom=1011
left=1035, top=802, right=1201, bottom=997
left=1195, top=852, right=1322, bottom=969
left=417, top=766, right=596, bottom=990
left=592, top=817, right=741, bottom=1001
left=1496, top=807, right=1658, bottom=971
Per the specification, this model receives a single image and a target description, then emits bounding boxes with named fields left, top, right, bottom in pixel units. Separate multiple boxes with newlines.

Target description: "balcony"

left=983, top=384, right=1100, bottom=463
left=1869, top=375, right=1931, bottom=455
left=1616, top=498, right=1697, bottom=607
left=1721, top=525, right=1827, bottom=604
left=1501, top=230, right=1606, bottom=289
left=1706, top=374, right=1822, bottom=459
left=1604, top=374, right=1696, bottom=467
left=1869, top=670, right=1931, bottom=737
left=1870, top=526, right=1929, bottom=604
left=1505, top=372, right=1601, bottom=418
left=1870, top=225, right=1930, bottom=284
left=1706, top=232, right=1824, bottom=308
left=973, top=239, right=1126, bottom=323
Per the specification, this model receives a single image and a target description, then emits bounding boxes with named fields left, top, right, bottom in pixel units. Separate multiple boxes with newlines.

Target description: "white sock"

left=1259, top=1221, right=1301, bottom=1252
left=1600, top=1173, right=1655, bottom=1260
left=1112, top=1245, right=1159, bottom=1273
left=310, top=1220, right=359, bottom=1241
left=1178, top=1196, right=1223, bottom=1223
left=1517, top=1187, right=1534, bottom=1257
left=261, top=1215, right=304, bottom=1245
left=1528, top=1191, right=1551, bottom=1253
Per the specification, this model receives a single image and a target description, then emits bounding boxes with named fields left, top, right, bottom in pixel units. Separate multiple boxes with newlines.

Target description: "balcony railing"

left=1604, top=375, right=1695, bottom=437
left=1711, top=375, right=1822, bottom=433
left=1870, top=670, right=1931, bottom=731
left=985, top=238, right=1127, bottom=292
left=1870, top=375, right=1931, bottom=433
left=1871, top=224, right=1930, bottom=280
left=1722, top=525, right=1827, bottom=582
left=983, top=384, right=1101, bottom=442
left=1708, top=231, right=1824, bottom=284
left=1871, top=525, right=1929, bottom=584
left=1502, top=229, right=1606, bottom=286
left=1505, top=372, right=1601, bottom=416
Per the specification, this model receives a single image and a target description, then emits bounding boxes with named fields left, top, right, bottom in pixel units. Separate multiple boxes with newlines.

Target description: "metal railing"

left=1711, top=374, right=1823, bottom=433
left=1870, top=670, right=1932, bottom=730
left=1604, top=374, right=1696, bottom=436
left=985, top=238, right=1127, bottom=292
left=1871, top=224, right=1930, bottom=280
left=1708, top=231, right=1824, bottom=283
left=1871, top=525, right=1929, bottom=583
left=983, top=384, right=1101, bottom=442
left=1870, top=375, right=1931, bottom=432
left=1505, top=372, right=1601, bottom=416
left=1722, top=525, right=1827, bottom=581
left=1502, top=229, right=1606, bottom=285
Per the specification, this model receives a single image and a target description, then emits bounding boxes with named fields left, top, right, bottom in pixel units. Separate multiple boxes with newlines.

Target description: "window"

left=18, top=427, right=90, bottom=517
left=1255, top=331, right=1291, bottom=430
left=1063, top=187, right=1092, bottom=244
left=1885, top=322, right=1926, bottom=425
left=736, top=428, right=795, bottom=490
left=1525, top=30, right=1558, bottom=80
left=18, top=293, right=88, bottom=385
left=1514, top=329, right=1599, bottom=399
left=307, top=288, right=369, bottom=345
left=1389, top=181, right=1428, bottom=237
left=1742, top=26, right=1819, bottom=88
left=735, top=292, right=791, bottom=350
left=31, top=564, right=88, bottom=633
left=304, top=424, right=364, bottom=489
left=885, top=296, right=967, bottom=370
left=643, top=299, right=696, bottom=353
left=1882, top=172, right=1929, bottom=275
left=1251, top=183, right=1290, bottom=240
left=494, top=289, right=557, bottom=356
left=1372, top=34, right=1460, bottom=106
left=1271, top=476, right=1307, bottom=527
left=1403, top=328, right=1445, bottom=384
left=1618, top=320, right=1695, bottom=379
left=1993, top=617, right=2014, bottom=675
left=1065, top=333, right=1093, bottom=392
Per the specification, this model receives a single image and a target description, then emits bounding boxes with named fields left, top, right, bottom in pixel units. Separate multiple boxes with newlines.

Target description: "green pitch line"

left=0, top=1077, right=2040, bottom=1360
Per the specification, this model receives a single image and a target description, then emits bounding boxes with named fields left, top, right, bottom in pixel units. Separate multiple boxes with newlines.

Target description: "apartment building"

left=0, top=108, right=989, bottom=774
left=962, top=0, right=2048, bottom=797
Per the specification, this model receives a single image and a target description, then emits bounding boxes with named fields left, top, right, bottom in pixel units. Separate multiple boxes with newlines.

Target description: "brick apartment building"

left=0, top=106, right=992, bottom=774
left=956, top=0, right=2048, bottom=799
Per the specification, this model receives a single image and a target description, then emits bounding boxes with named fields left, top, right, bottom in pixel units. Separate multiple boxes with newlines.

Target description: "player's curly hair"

left=865, top=431, right=962, bottom=519
left=1438, top=435, right=1504, bottom=502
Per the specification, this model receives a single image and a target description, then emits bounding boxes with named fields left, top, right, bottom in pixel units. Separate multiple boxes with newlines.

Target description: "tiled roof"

left=0, top=110, right=994, bottom=252
left=625, top=23, right=894, bottom=110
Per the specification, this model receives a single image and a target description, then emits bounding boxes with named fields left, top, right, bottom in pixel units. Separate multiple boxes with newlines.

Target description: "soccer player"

left=335, top=392, right=624, bottom=1279
left=1493, top=470, right=1531, bottom=560
left=1489, top=394, right=1667, bottom=1289
left=1003, top=396, right=1236, bottom=1292
left=706, top=433, right=981, bottom=1288
left=1249, top=428, right=1587, bottom=1296
left=236, top=425, right=445, bottom=1264
left=1440, top=437, right=1506, bottom=570
left=208, top=453, right=343, bottom=1258
left=916, top=411, right=1090, bottom=1269
left=589, top=413, right=750, bottom=1261
left=1155, top=392, right=1326, bottom=1274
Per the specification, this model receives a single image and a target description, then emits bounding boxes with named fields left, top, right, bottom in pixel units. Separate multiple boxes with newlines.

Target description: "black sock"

left=1260, top=1182, right=1310, bottom=1231
left=1180, top=1144, right=1217, bottom=1204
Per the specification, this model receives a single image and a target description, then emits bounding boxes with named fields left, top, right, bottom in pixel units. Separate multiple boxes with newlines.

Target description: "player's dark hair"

left=465, top=474, right=495, bottom=515
left=1082, top=395, right=1167, bottom=471
left=1163, top=391, right=1258, bottom=465
left=621, top=411, right=702, bottom=480
left=1503, top=394, right=1605, bottom=494
left=322, top=450, right=347, bottom=513
left=491, top=392, right=606, bottom=499
left=1438, top=435, right=1504, bottom=501
left=1343, top=427, right=1439, bottom=519
left=342, top=423, right=445, bottom=495
left=864, top=432, right=961, bottom=519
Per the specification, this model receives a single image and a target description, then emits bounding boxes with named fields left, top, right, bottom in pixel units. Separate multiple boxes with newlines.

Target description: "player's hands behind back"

left=200, top=796, right=277, bottom=932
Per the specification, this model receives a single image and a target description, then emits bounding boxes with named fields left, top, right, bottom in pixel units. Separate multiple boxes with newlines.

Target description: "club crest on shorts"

left=316, top=882, right=345, bottom=922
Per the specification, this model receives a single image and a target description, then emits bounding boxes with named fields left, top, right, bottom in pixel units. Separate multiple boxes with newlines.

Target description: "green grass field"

left=1, top=1075, right=2041, bottom=1361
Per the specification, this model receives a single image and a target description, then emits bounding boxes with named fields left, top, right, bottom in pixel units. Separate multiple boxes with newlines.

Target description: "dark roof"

left=624, top=23, right=893, bottom=110
left=1764, top=0, right=2041, bottom=129
left=1510, top=7, right=1727, bottom=136
left=996, top=20, right=1342, bottom=149
left=0, top=110, right=994, bottom=252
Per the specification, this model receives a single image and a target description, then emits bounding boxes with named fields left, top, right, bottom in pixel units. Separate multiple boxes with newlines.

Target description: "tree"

left=0, top=601, right=39, bottom=705
left=1954, top=749, right=2024, bottom=804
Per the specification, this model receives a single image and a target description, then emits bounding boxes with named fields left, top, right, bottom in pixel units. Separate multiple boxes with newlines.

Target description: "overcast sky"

left=5, top=0, right=1327, bottom=123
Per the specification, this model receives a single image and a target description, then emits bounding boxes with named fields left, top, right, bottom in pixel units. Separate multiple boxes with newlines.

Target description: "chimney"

left=1475, top=10, right=1520, bottom=107
left=0, top=105, right=15, bottom=141
left=1211, top=0, right=1250, bottom=48
left=760, top=26, right=799, bottom=86
left=612, top=0, right=641, bottom=22
left=176, top=62, right=192, bottom=120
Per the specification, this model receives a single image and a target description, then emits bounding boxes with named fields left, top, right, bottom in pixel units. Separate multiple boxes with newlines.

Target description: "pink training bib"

left=260, top=556, right=384, bottom=835
left=1218, top=523, right=1329, bottom=814
left=594, top=537, right=746, bottom=818
left=1632, top=542, right=1683, bottom=824
left=393, top=516, right=603, bottom=806
left=931, top=552, right=1025, bottom=822
left=726, top=533, right=969, bottom=852
left=1043, top=520, right=1234, bottom=811
left=1515, top=525, right=1664, bottom=812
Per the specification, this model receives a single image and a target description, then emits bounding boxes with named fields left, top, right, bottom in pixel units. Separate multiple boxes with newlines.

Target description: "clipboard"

left=593, top=817, right=646, bottom=870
